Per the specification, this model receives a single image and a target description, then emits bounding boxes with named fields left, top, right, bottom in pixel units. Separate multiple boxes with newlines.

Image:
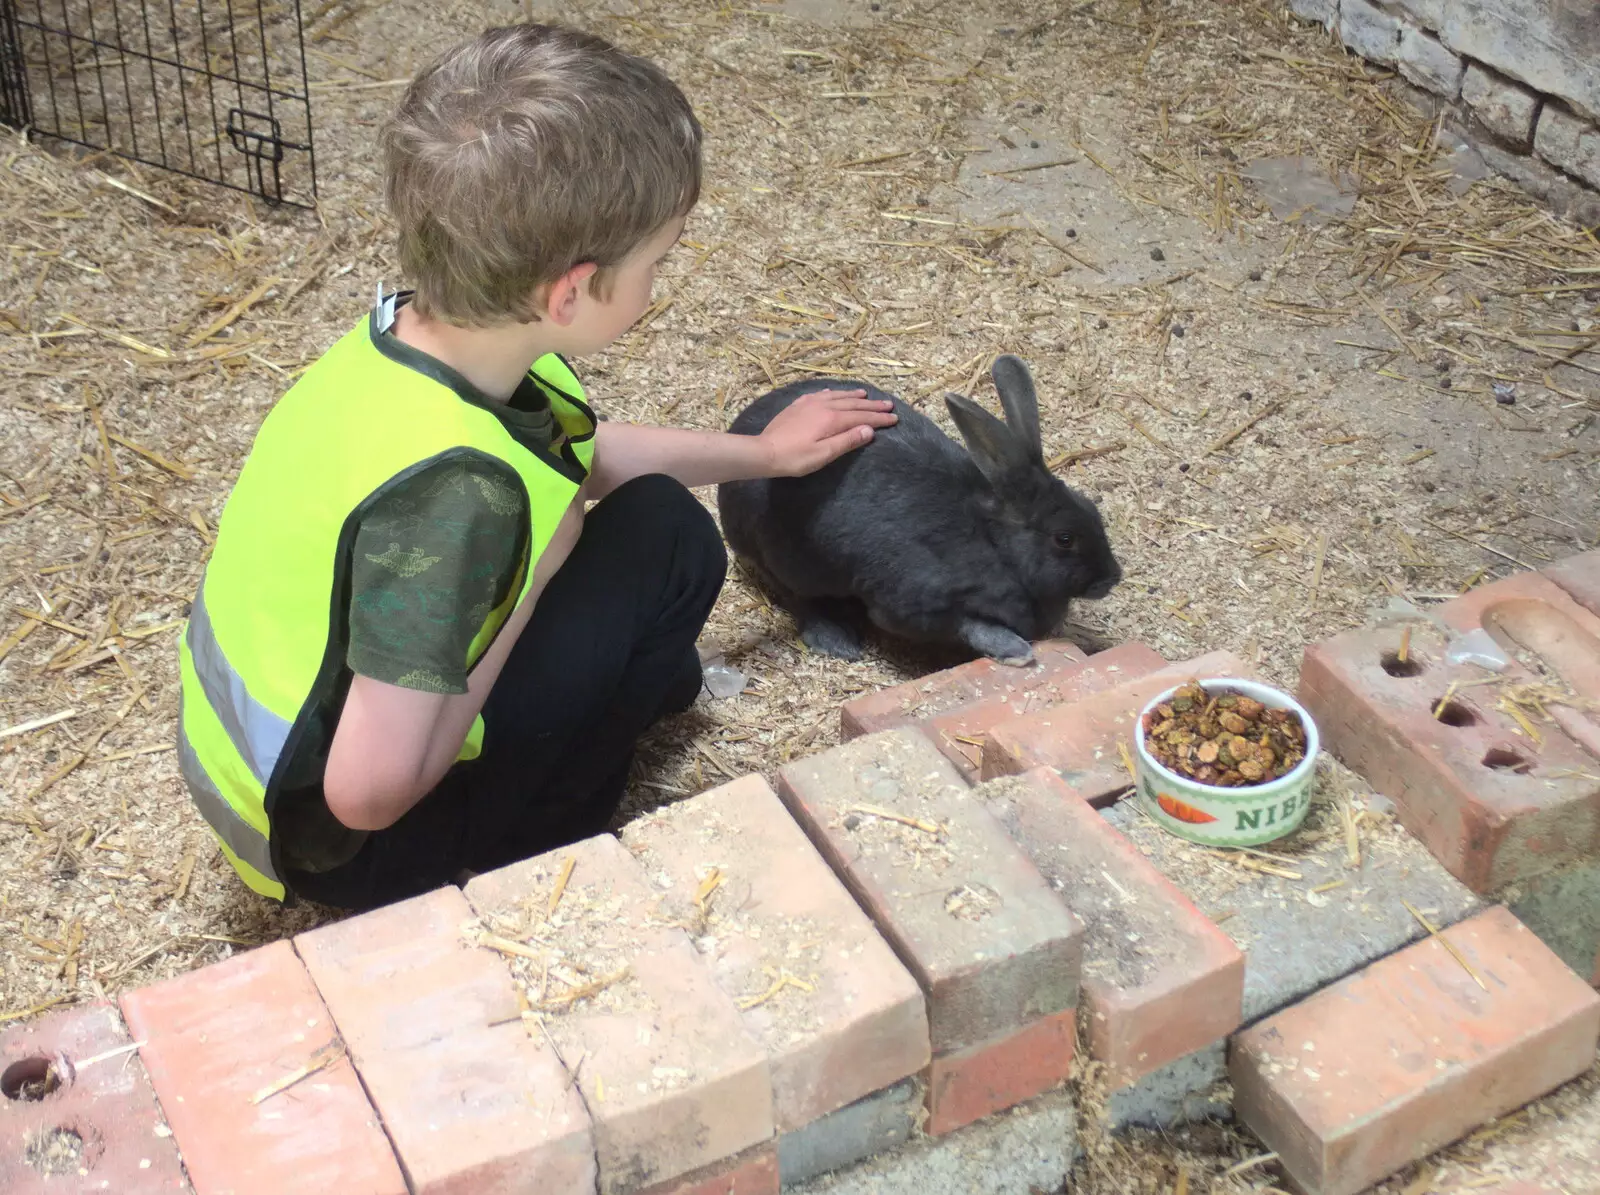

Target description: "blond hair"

left=382, top=23, right=702, bottom=325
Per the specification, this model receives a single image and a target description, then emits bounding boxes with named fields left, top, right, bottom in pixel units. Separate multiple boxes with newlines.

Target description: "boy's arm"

left=323, top=502, right=582, bottom=832
left=583, top=387, right=896, bottom=500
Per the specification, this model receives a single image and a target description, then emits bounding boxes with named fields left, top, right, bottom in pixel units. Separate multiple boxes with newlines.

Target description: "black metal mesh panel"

left=0, top=0, right=317, bottom=209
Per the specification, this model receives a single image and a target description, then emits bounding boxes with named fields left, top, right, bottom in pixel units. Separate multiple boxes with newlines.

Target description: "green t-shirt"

left=275, top=297, right=575, bottom=874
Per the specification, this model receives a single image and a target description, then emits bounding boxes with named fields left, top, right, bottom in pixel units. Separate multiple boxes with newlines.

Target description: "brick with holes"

left=1545, top=548, right=1600, bottom=619
left=1299, top=618, right=1600, bottom=893
left=1435, top=569, right=1600, bottom=760
left=0, top=1002, right=188, bottom=1194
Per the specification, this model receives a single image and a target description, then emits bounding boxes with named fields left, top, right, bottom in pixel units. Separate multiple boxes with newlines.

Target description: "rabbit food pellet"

left=1141, top=680, right=1307, bottom=787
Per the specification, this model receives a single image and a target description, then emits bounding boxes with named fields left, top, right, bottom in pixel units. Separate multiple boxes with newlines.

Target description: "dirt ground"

left=1, top=0, right=1597, bottom=1189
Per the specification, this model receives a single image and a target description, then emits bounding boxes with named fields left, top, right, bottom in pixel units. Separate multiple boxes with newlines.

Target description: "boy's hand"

left=760, top=388, right=897, bottom=477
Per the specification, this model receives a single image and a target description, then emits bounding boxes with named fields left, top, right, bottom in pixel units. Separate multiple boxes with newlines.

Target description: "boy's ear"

left=539, top=261, right=600, bottom=326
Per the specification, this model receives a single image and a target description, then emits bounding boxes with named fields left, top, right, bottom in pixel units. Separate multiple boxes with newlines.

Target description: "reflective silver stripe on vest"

left=186, top=582, right=292, bottom=788
left=178, top=721, right=279, bottom=882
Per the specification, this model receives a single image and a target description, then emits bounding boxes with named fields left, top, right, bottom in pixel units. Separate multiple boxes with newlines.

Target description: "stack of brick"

left=841, top=642, right=1258, bottom=1127
left=776, top=729, right=1083, bottom=1137
left=1299, top=552, right=1600, bottom=981
left=4, top=548, right=1599, bottom=1194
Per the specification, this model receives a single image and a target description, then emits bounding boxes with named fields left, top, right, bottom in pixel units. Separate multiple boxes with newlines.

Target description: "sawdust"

left=23, top=1125, right=85, bottom=1177
left=1370, top=1060, right=1600, bottom=1193
left=4, top=0, right=1594, bottom=1017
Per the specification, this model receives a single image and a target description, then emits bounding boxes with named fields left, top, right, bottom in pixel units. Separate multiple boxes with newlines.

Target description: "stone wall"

left=1290, top=0, right=1600, bottom=225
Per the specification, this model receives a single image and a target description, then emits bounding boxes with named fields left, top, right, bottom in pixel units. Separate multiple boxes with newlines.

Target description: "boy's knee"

left=606, top=473, right=727, bottom=580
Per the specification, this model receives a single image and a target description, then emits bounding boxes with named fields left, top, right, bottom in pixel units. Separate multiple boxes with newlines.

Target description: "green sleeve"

left=345, top=458, right=528, bottom=694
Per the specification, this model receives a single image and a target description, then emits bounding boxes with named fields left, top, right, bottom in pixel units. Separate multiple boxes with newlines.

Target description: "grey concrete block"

left=1431, top=0, right=1600, bottom=121
left=1391, top=0, right=1448, bottom=33
left=1102, top=771, right=1484, bottom=1025
left=1397, top=26, right=1463, bottom=98
left=1289, top=0, right=1339, bottom=30
left=1465, top=130, right=1600, bottom=229
left=1462, top=62, right=1542, bottom=148
left=779, top=1077, right=923, bottom=1189
left=1104, top=1043, right=1232, bottom=1132
left=1535, top=104, right=1600, bottom=190
left=1502, top=860, right=1600, bottom=985
left=790, top=1090, right=1075, bottom=1195
left=1339, top=0, right=1402, bottom=66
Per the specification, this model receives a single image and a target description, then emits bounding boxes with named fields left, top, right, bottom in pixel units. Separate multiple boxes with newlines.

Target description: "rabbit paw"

left=961, top=620, right=1035, bottom=666
left=800, top=617, right=864, bottom=661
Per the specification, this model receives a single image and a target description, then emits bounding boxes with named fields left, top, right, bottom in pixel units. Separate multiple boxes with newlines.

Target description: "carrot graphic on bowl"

left=1155, top=793, right=1217, bottom=824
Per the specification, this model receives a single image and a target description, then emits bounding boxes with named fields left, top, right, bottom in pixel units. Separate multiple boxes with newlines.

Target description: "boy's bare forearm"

left=326, top=591, right=535, bottom=830
left=584, top=422, right=771, bottom=499
left=324, top=504, right=581, bottom=830
left=583, top=390, right=895, bottom=501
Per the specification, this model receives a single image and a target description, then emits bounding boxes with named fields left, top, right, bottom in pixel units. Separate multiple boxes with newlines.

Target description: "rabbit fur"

left=716, top=354, right=1122, bottom=666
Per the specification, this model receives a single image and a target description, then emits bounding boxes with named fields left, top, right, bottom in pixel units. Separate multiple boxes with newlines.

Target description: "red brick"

left=979, top=650, right=1255, bottom=796
left=776, top=728, right=1081, bottom=1055
left=621, top=775, right=929, bottom=1133
left=121, top=939, right=405, bottom=1195
left=635, top=1141, right=779, bottom=1195
left=929, top=643, right=1169, bottom=780
left=984, top=768, right=1244, bottom=1088
left=0, top=1002, right=188, bottom=1194
left=1544, top=547, right=1600, bottom=618
left=841, top=639, right=1089, bottom=739
left=1436, top=570, right=1600, bottom=758
left=1230, top=906, right=1600, bottom=1195
left=842, top=642, right=1170, bottom=781
left=296, top=886, right=595, bottom=1195
left=1436, top=568, right=1600, bottom=637
left=1299, top=625, right=1600, bottom=892
left=924, top=1008, right=1077, bottom=1136
left=465, top=834, right=773, bottom=1195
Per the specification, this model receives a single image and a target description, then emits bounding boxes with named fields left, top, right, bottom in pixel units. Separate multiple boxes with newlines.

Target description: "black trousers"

left=286, top=473, right=726, bottom=912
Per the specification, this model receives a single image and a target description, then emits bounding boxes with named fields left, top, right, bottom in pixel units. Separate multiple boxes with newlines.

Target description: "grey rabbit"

left=716, top=354, right=1122, bottom=667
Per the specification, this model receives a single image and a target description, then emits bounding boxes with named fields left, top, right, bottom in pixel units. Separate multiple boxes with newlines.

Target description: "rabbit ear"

left=946, top=393, right=1031, bottom=485
left=990, top=354, right=1042, bottom=462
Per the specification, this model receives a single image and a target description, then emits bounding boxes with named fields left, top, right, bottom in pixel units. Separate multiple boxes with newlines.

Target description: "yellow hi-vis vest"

left=177, top=303, right=596, bottom=902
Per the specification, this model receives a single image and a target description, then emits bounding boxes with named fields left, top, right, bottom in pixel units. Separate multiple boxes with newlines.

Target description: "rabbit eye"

left=1053, top=532, right=1073, bottom=549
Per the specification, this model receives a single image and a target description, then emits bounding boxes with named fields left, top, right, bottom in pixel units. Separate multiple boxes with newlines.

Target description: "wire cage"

left=0, top=0, right=317, bottom=209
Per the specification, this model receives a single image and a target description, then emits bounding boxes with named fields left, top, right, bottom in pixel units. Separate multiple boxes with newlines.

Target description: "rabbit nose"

left=1084, top=573, right=1120, bottom=600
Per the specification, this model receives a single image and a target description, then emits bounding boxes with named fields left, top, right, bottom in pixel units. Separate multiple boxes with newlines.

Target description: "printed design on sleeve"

left=363, top=543, right=442, bottom=577
left=395, top=668, right=456, bottom=694
left=470, top=471, right=523, bottom=515
left=345, top=458, right=527, bottom=695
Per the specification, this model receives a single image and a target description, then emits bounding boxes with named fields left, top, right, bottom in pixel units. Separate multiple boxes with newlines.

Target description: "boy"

left=178, top=23, right=895, bottom=911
